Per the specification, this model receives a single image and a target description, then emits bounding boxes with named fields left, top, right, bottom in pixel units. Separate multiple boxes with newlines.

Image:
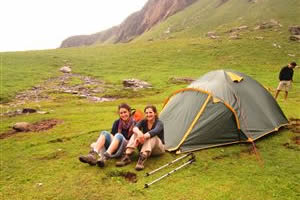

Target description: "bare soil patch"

left=0, top=119, right=63, bottom=139
left=108, top=171, right=137, bottom=183
left=30, top=119, right=63, bottom=132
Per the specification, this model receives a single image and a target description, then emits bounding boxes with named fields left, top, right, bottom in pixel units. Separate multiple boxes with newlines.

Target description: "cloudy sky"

left=0, top=0, right=147, bottom=52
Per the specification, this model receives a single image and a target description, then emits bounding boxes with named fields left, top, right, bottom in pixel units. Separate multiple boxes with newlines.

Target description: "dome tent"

left=160, top=70, right=288, bottom=153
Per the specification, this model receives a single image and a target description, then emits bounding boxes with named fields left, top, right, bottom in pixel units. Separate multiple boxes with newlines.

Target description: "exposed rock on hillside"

left=290, top=35, right=300, bottom=41
left=254, top=19, right=282, bottom=30
left=289, top=26, right=300, bottom=35
left=60, top=0, right=196, bottom=48
left=288, top=25, right=300, bottom=42
left=206, top=31, right=220, bottom=39
left=228, top=26, right=248, bottom=33
left=169, top=77, right=195, bottom=84
left=216, top=0, right=229, bottom=8
left=123, top=79, right=152, bottom=89
left=60, top=66, right=72, bottom=73
left=12, top=73, right=115, bottom=104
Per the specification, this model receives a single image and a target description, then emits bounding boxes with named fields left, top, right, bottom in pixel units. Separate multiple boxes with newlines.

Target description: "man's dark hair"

left=290, top=62, right=297, bottom=67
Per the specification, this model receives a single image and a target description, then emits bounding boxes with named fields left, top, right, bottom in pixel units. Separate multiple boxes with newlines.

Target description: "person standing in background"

left=275, top=62, right=297, bottom=100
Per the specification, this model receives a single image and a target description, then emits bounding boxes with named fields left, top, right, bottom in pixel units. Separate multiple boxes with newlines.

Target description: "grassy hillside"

left=137, top=0, right=300, bottom=41
left=1, top=0, right=299, bottom=199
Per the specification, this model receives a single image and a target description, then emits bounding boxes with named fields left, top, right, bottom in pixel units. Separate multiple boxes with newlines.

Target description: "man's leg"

left=284, top=91, right=288, bottom=100
left=274, top=90, right=280, bottom=99
left=284, top=81, right=291, bottom=100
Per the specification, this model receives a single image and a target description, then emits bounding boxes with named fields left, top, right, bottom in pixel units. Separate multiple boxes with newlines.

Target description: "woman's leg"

left=135, top=136, right=165, bottom=170
left=94, top=131, right=113, bottom=153
left=125, top=134, right=138, bottom=155
left=79, top=131, right=112, bottom=165
left=140, top=136, right=164, bottom=157
left=106, top=133, right=123, bottom=155
left=115, top=134, right=138, bottom=167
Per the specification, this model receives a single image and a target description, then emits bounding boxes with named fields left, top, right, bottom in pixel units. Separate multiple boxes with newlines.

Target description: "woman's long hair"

left=118, top=103, right=132, bottom=115
left=117, top=103, right=134, bottom=136
left=144, top=105, right=158, bottom=120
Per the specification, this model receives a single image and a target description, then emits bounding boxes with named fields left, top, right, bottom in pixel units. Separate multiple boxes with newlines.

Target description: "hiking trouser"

left=126, top=134, right=165, bottom=157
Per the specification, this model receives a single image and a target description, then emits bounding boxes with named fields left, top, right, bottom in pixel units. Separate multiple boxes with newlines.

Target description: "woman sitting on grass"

left=116, top=105, right=165, bottom=171
left=79, top=103, right=135, bottom=167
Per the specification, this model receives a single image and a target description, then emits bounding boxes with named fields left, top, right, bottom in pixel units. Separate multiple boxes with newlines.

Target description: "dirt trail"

left=10, top=72, right=115, bottom=106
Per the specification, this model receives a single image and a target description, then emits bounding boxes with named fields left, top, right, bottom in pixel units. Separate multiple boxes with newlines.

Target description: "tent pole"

left=144, top=154, right=196, bottom=188
left=145, top=153, right=193, bottom=177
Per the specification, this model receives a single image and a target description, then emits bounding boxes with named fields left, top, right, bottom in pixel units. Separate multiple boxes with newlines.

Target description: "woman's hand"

left=137, top=132, right=145, bottom=144
left=144, top=132, right=151, bottom=140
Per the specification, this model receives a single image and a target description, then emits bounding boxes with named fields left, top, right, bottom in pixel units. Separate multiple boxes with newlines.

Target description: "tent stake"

left=144, top=154, right=196, bottom=188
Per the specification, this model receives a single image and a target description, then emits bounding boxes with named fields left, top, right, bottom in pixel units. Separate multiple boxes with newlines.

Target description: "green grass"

left=1, top=0, right=300, bottom=199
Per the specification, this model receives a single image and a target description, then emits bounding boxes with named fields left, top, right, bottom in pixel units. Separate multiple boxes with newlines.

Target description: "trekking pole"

left=144, top=154, right=196, bottom=188
left=145, top=152, right=193, bottom=177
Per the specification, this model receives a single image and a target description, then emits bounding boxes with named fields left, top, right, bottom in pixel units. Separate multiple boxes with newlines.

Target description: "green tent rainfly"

left=160, top=70, right=288, bottom=153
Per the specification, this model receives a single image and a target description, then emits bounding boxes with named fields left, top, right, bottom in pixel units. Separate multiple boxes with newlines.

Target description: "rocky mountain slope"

left=60, top=0, right=196, bottom=48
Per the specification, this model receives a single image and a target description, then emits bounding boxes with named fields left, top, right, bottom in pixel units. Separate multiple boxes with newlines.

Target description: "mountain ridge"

left=60, top=0, right=196, bottom=48
left=60, top=0, right=197, bottom=48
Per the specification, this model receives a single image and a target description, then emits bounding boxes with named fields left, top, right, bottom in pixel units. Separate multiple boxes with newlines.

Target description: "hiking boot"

left=135, top=153, right=147, bottom=171
left=116, top=154, right=131, bottom=167
left=79, top=150, right=98, bottom=166
left=96, top=152, right=111, bottom=168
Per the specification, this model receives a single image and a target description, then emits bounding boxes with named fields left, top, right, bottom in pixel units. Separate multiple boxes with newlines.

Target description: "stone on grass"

left=123, top=79, right=152, bottom=89
left=289, top=35, right=300, bottom=41
left=289, top=26, right=300, bottom=35
left=13, top=122, right=32, bottom=132
left=60, top=66, right=72, bottom=73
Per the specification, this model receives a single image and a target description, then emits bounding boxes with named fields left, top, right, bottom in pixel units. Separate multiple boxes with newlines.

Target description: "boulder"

left=60, top=66, right=72, bottom=73
left=237, top=25, right=248, bottom=30
left=289, top=35, right=300, bottom=41
left=228, top=26, right=248, bottom=33
left=255, top=36, right=264, bottom=40
left=254, top=19, right=282, bottom=30
left=206, top=31, right=220, bottom=39
left=13, top=122, right=32, bottom=132
left=206, top=31, right=217, bottom=37
left=123, top=79, right=152, bottom=89
left=169, top=77, right=195, bottom=84
left=22, top=108, right=37, bottom=113
left=229, top=35, right=241, bottom=40
left=209, top=35, right=220, bottom=39
left=289, top=26, right=300, bottom=35
left=229, top=32, right=241, bottom=39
